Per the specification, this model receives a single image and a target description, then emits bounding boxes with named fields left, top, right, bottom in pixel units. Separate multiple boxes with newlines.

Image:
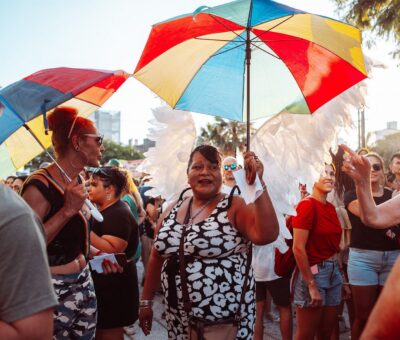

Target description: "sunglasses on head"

left=224, top=163, right=238, bottom=171
left=92, top=166, right=113, bottom=179
left=371, top=163, right=382, bottom=171
left=81, top=133, right=104, bottom=146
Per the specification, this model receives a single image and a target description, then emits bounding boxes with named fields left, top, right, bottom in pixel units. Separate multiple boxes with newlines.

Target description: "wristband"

left=139, top=300, right=153, bottom=308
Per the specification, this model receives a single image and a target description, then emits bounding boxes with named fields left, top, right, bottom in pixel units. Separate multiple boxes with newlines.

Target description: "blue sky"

left=1, top=0, right=399, bottom=146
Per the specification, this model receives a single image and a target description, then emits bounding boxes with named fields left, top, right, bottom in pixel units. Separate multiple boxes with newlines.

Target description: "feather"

left=137, top=106, right=196, bottom=203
left=252, top=55, right=381, bottom=252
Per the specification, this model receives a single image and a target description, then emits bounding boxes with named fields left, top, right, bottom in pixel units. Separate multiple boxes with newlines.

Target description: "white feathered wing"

left=252, top=56, right=379, bottom=256
left=137, top=106, right=196, bottom=203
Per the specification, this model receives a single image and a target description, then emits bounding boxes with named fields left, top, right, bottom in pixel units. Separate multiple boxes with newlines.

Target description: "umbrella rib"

left=207, top=14, right=246, bottom=41
left=211, top=42, right=246, bottom=58
left=250, top=14, right=295, bottom=42
left=194, top=37, right=243, bottom=42
left=250, top=43, right=281, bottom=60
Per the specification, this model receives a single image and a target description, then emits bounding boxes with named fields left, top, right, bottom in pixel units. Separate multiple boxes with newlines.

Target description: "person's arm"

left=341, top=144, right=400, bottom=227
left=232, top=189, right=279, bottom=245
left=139, top=202, right=175, bottom=335
left=232, top=152, right=279, bottom=245
left=361, top=258, right=400, bottom=339
left=292, top=228, right=322, bottom=307
left=0, top=308, right=53, bottom=340
left=90, top=232, right=128, bottom=253
left=22, top=177, right=87, bottom=243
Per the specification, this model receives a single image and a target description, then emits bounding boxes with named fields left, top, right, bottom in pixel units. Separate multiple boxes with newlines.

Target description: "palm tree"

left=197, top=117, right=254, bottom=157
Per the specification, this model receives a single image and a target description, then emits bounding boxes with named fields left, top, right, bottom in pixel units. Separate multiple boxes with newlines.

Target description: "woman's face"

left=314, top=164, right=335, bottom=194
left=88, top=175, right=110, bottom=205
left=368, top=156, right=383, bottom=184
left=187, top=152, right=222, bottom=199
left=78, top=126, right=105, bottom=167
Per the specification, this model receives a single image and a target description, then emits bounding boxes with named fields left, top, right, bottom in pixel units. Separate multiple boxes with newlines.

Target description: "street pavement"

left=126, top=261, right=351, bottom=339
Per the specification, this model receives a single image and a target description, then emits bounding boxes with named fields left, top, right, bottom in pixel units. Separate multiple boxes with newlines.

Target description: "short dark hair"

left=16, top=175, right=28, bottom=182
left=92, top=167, right=127, bottom=197
left=390, top=152, right=400, bottom=163
left=187, top=145, right=222, bottom=173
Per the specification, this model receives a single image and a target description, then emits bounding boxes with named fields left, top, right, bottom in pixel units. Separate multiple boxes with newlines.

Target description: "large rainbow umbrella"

left=0, top=67, right=129, bottom=178
left=134, top=0, right=367, bottom=147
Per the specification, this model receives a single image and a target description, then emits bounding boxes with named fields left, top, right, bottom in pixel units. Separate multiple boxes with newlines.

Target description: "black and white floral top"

left=154, top=195, right=255, bottom=340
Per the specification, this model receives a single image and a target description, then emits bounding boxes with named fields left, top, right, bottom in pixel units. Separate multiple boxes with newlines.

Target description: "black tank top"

left=22, top=169, right=89, bottom=266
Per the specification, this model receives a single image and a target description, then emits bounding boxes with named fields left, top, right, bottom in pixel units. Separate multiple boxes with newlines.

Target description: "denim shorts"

left=348, top=248, right=400, bottom=286
left=293, top=259, right=342, bottom=308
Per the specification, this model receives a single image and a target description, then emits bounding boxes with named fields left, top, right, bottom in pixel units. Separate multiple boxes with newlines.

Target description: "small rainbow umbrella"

left=0, top=67, right=129, bottom=178
left=134, top=0, right=367, bottom=147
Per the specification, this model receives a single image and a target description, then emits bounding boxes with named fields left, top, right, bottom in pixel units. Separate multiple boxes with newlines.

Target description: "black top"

left=22, top=170, right=87, bottom=266
left=91, top=200, right=139, bottom=258
left=344, top=188, right=398, bottom=251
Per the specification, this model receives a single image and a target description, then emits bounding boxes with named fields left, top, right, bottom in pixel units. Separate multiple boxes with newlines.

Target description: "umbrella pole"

left=23, top=124, right=104, bottom=222
left=246, top=27, right=251, bottom=151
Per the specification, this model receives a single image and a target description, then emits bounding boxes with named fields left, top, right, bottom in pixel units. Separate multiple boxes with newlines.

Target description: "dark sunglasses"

left=92, top=166, right=113, bottom=178
left=81, top=133, right=104, bottom=146
left=371, top=163, right=382, bottom=172
left=224, top=163, right=238, bottom=171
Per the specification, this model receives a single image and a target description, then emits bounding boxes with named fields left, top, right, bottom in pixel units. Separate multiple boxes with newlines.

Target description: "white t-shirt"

left=252, top=243, right=280, bottom=282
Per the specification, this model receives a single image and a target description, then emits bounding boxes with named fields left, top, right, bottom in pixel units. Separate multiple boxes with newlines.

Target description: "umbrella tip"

left=193, top=6, right=210, bottom=21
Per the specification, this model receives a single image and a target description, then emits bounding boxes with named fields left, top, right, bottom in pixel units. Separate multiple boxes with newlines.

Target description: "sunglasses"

left=92, top=166, right=113, bottom=178
left=371, top=163, right=382, bottom=172
left=81, top=133, right=104, bottom=146
left=224, top=163, right=238, bottom=171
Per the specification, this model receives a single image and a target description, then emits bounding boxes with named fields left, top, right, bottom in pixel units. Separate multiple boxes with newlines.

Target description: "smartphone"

left=114, top=253, right=128, bottom=267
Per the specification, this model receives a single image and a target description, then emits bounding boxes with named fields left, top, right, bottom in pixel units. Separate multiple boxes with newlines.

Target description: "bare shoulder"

left=162, top=200, right=179, bottom=218
left=22, top=175, right=51, bottom=219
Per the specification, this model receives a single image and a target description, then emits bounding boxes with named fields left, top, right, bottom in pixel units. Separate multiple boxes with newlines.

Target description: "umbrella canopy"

left=0, top=67, right=129, bottom=177
left=134, top=0, right=367, bottom=141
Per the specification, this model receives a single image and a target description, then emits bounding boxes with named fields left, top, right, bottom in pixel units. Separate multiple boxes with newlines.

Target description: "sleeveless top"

left=154, top=194, right=253, bottom=318
left=22, top=168, right=90, bottom=266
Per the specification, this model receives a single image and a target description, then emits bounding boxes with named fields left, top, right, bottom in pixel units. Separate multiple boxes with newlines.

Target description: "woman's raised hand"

left=243, top=151, right=264, bottom=185
left=340, top=144, right=371, bottom=183
left=63, top=179, right=88, bottom=217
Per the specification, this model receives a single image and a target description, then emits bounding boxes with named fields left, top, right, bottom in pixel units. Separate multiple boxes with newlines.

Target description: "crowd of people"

left=1, top=106, right=400, bottom=340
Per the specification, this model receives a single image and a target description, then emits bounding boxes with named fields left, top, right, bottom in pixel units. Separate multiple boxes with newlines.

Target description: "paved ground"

left=126, top=261, right=351, bottom=339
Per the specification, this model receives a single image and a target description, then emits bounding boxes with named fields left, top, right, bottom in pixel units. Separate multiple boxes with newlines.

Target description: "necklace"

left=188, top=195, right=218, bottom=226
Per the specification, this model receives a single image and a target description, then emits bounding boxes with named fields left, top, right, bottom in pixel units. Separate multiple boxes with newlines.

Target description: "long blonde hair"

left=366, top=152, right=385, bottom=187
left=122, top=169, right=143, bottom=211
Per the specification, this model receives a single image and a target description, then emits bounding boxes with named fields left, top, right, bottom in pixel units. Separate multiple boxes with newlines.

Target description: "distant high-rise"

left=90, top=109, right=121, bottom=143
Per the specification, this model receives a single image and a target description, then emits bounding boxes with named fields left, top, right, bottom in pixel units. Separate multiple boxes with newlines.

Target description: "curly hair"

left=92, top=167, right=127, bottom=198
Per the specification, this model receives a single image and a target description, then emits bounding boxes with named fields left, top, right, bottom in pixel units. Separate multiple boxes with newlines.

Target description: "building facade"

left=90, top=109, right=121, bottom=143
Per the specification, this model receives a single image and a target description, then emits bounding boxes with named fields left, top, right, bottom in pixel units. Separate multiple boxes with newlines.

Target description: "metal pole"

left=357, top=109, right=361, bottom=149
left=23, top=124, right=103, bottom=222
left=246, top=26, right=251, bottom=151
left=361, top=106, right=366, bottom=148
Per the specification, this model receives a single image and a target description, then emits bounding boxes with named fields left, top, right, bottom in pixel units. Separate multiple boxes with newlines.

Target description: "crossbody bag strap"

left=179, top=195, right=252, bottom=322
left=234, top=244, right=252, bottom=322
left=179, top=197, right=193, bottom=315
left=310, top=197, right=318, bottom=228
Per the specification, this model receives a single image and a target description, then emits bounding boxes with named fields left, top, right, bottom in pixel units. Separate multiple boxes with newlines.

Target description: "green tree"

left=370, top=132, right=400, bottom=165
left=102, top=139, right=144, bottom=163
left=27, top=149, right=54, bottom=170
left=197, top=117, right=253, bottom=157
left=26, top=139, right=144, bottom=171
left=332, top=0, right=400, bottom=57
